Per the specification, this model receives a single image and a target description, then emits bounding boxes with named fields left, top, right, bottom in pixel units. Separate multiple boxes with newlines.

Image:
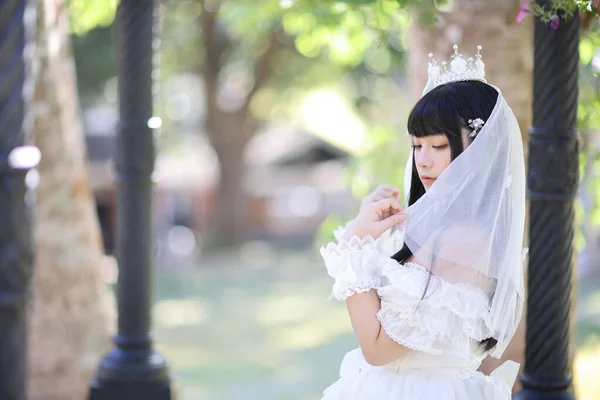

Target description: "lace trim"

left=382, top=262, right=491, bottom=321
left=321, top=235, right=392, bottom=301
left=377, top=312, right=444, bottom=354
left=330, top=223, right=405, bottom=257
left=376, top=261, right=494, bottom=356
left=320, top=235, right=377, bottom=256
left=330, top=281, right=380, bottom=301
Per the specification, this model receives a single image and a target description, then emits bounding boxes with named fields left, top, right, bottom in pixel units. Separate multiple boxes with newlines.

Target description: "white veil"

left=399, top=83, right=526, bottom=359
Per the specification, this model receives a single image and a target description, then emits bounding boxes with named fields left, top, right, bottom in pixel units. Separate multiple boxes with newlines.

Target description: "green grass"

left=154, top=245, right=356, bottom=400
left=152, top=243, right=600, bottom=400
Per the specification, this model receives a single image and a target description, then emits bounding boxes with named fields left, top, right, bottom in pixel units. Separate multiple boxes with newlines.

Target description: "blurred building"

left=84, top=107, right=355, bottom=255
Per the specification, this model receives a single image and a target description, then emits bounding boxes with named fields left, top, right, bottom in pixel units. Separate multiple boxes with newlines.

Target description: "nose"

left=415, top=148, right=433, bottom=169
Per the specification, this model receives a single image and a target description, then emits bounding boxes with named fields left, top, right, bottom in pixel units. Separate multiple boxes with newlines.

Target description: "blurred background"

left=25, top=0, right=600, bottom=399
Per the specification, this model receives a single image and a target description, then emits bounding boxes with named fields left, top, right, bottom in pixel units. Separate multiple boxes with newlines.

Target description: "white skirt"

left=322, top=349, right=519, bottom=400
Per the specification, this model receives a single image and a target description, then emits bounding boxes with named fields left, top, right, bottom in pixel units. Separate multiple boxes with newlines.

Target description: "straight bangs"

left=407, top=86, right=463, bottom=140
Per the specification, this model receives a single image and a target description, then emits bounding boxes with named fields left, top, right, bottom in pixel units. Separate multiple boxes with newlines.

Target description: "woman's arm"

left=340, top=223, right=410, bottom=366
left=346, top=291, right=410, bottom=366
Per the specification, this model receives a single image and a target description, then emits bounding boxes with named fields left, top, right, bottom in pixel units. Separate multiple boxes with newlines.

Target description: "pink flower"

left=594, top=0, right=599, bottom=9
left=551, top=16, right=560, bottom=29
left=516, top=1, right=530, bottom=23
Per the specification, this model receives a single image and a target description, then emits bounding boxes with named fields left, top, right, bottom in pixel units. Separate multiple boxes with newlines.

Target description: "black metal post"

left=0, top=1, right=38, bottom=399
left=89, top=0, right=171, bottom=398
left=515, top=5, right=579, bottom=400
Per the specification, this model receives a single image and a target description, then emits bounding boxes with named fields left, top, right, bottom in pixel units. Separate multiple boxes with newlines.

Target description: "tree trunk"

left=212, top=143, right=247, bottom=248
left=198, top=5, right=282, bottom=249
left=27, top=1, right=113, bottom=399
left=205, top=106, right=251, bottom=248
left=408, top=0, right=533, bottom=392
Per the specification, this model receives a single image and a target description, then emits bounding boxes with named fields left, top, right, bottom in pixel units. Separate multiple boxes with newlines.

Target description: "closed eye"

left=433, top=145, right=449, bottom=150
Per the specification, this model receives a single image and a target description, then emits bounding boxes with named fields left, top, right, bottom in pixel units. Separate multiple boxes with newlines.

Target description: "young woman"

left=320, top=45, right=526, bottom=399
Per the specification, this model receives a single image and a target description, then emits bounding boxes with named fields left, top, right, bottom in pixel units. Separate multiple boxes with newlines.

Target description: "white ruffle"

left=331, top=221, right=405, bottom=257
left=376, top=262, right=493, bottom=358
left=320, top=236, right=396, bottom=301
left=322, top=347, right=518, bottom=400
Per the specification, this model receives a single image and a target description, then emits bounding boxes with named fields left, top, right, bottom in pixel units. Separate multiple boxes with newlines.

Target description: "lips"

left=421, top=177, right=436, bottom=185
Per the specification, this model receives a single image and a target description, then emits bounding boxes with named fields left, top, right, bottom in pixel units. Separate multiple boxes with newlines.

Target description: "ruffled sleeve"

left=376, top=262, right=493, bottom=359
left=332, top=220, right=406, bottom=257
left=320, top=235, right=399, bottom=301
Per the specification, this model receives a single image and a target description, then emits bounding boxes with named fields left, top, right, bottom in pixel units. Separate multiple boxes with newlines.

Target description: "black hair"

left=391, top=80, right=499, bottom=352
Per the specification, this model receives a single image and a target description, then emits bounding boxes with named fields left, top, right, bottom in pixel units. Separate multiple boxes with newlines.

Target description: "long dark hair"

left=392, top=80, right=499, bottom=351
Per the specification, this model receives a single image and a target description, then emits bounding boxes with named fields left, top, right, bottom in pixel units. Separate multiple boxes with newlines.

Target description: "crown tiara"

left=428, top=45, right=486, bottom=86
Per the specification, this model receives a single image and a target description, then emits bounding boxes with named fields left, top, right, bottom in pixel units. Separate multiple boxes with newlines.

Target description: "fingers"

left=353, top=194, right=406, bottom=238
left=370, top=198, right=404, bottom=222
left=373, top=197, right=404, bottom=213
left=376, top=184, right=399, bottom=193
left=375, top=185, right=400, bottom=199
left=378, top=212, right=407, bottom=230
left=362, top=185, right=401, bottom=205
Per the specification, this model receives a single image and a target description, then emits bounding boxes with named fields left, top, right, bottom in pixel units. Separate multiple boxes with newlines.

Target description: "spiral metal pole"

left=89, top=0, right=171, bottom=398
left=514, top=5, right=579, bottom=400
left=0, top=1, right=38, bottom=399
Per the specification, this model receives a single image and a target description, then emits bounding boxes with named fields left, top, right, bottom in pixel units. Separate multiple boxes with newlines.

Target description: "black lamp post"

left=515, top=4, right=580, bottom=400
left=89, top=0, right=172, bottom=398
left=0, top=0, right=39, bottom=399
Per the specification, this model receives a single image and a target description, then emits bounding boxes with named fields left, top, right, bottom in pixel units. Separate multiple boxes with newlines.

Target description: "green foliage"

left=524, top=0, right=600, bottom=25
left=67, top=0, right=119, bottom=105
left=71, top=26, right=117, bottom=106
left=68, top=0, right=119, bottom=36
left=67, top=0, right=600, bottom=254
left=69, top=0, right=428, bottom=102
left=574, top=25, right=600, bottom=252
left=579, top=28, right=600, bottom=131
left=217, top=0, right=412, bottom=69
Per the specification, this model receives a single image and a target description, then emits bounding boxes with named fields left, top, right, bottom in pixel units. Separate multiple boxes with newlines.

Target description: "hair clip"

left=468, top=118, right=485, bottom=138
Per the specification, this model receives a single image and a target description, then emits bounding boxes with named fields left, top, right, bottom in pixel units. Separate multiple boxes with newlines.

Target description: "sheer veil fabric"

left=398, top=84, right=526, bottom=359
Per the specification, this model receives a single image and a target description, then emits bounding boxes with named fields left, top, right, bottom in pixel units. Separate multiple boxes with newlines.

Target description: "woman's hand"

left=342, top=197, right=406, bottom=241
left=360, top=185, right=400, bottom=216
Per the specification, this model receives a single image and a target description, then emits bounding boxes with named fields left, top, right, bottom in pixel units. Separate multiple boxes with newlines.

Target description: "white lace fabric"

left=377, top=262, right=492, bottom=359
left=320, top=234, right=494, bottom=360
left=332, top=221, right=406, bottom=257
left=320, top=235, right=395, bottom=301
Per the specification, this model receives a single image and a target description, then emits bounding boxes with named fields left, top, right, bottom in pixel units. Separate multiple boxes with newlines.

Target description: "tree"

left=27, top=0, right=113, bottom=398
left=67, top=0, right=422, bottom=249
left=156, top=0, right=413, bottom=247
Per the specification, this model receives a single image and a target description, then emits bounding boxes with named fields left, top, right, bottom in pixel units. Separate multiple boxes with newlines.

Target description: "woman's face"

left=412, top=132, right=470, bottom=191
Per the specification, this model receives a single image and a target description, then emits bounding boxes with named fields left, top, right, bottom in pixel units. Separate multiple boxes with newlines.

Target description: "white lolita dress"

left=319, top=226, right=520, bottom=400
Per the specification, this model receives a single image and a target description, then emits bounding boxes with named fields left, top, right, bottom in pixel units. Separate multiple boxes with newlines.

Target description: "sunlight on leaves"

left=68, top=0, right=118, bottom=36
left=300, top=89, right=369, bottom=153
